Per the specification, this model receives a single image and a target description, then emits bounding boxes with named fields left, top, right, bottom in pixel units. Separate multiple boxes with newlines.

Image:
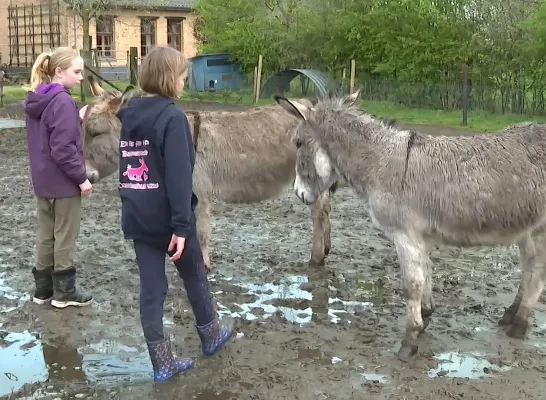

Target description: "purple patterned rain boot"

left=196, top=317, right=234, bottom=356
left=146, top=338, right=194, bottom=382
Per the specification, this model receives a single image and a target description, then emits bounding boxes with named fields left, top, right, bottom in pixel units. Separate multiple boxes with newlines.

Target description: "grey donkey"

left=80, top=76, right=338, bottom=272
left=274, top=89, right=546, bottom=357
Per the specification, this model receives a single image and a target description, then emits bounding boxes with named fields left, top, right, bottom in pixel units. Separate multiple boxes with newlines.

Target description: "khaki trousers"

left=35, top=196, right=82, bottom=272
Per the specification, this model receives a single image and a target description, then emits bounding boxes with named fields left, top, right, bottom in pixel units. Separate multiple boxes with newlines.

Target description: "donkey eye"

left=295, top=139, right=303, bottom=148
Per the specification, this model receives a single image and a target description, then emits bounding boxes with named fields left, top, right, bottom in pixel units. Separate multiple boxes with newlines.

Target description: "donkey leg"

left=499, top=236, right=532, bottom=326
left=506, top=232, right=546, bottom=339
left=420, top=245, right=435, bottom=333
left=322, top=192, right=333, bottom=256
left=393, top=233, right=427, bottom=357
left=195, top=198, right=212, bottom=273
left=308, top=192, right=329, bottom=268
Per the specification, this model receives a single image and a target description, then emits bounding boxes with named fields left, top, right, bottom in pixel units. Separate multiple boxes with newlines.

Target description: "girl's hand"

left=79, top=179, right=93, bottom=196
left=168, top=234, right=186, bottom=262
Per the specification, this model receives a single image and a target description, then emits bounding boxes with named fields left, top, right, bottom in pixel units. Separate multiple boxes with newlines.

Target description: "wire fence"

left=356, top=77, right=546, bottom=116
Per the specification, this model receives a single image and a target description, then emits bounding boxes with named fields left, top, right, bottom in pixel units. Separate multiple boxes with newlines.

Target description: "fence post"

left=253, top=66, right=258, bottom=97
left=462, top=63, right=469, bottom=126
left=349, top=59, right=356, bottom=94
left=0, top=78, right=4, bottom=108
left=254, top=54, right=263, bottom=104
left=129, top=47, right=138, bottom=86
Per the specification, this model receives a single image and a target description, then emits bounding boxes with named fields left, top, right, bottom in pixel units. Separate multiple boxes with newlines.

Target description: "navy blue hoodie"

left=117, top=96, right=197, bottom=241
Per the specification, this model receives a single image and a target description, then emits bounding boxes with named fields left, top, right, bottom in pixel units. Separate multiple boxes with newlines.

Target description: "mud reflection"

left=428, top=351, right=512, bottom=379
left=0, top=331, right=151, bottom=397
left=215, top=272, right=374, bottom=325
left=42, top=341, right=85, bottom=382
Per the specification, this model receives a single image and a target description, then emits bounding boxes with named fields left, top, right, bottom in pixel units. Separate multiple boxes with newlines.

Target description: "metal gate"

left=7, top=0, right=62, bottom=68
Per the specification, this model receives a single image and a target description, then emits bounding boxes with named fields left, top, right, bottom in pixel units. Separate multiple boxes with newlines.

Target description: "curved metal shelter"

left=259, top=69, right=342, bottom=100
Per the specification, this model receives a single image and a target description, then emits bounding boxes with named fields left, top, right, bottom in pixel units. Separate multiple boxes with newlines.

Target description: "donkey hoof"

left=498, top=306, right=517, bottom=326
left=397, top=342, right=418, bottom=358
left=498, top=312, right=514, bottom=327
left=308, top=258, right=325, bottom=268
left=506, top=320, right=528, bottom=340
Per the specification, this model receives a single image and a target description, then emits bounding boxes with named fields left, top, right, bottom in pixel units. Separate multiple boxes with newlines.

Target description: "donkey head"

left=81, top=76, right=137, bottom=184
left=83, top=76, right=136, bottom=135
left=274, top=90, right=361, bottom=205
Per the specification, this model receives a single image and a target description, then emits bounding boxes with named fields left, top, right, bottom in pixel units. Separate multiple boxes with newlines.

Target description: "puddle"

left=294, top=347, right=331, bottom=366
left=194, top=389, right=238, bottom=399
left=361, top=372, right=389, bottom=384
left=0, top=331, right=151, bottom=397
left=0, top=271, right=29, bottom=316
left=428, top=351, right=512, bottom=379
left=0, top=331, right=48, bottom=397
left=216, top=275, right=373, bottom=324
left=81, top=339, right=151, bottom=384
left=348, top=368, right=390, bottom=391
left=0, top=118, right=26, bottom=130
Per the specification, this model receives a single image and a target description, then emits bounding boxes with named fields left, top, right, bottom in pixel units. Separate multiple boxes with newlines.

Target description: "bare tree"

left=63, top=0, right=114, bottom=98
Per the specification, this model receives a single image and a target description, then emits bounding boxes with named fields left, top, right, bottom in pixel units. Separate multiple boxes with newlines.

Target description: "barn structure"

left=187, top=53, right=244, bottom=92
left=259, top=68, right=342, bottom=99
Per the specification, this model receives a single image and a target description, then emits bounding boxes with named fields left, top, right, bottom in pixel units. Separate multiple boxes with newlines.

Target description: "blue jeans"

left=133, top=235, right=216, bottom=343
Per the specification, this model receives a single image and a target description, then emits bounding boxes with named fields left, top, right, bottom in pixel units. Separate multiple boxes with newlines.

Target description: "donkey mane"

left=312, top=97, right=408, bottom=148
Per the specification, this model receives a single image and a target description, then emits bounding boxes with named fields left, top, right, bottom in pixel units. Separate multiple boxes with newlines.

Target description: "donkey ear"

left=343, top=89, right=361, bottom=106
left=87, top=75, right=105, bottom=96
left=274, top=95, right=311, bottom=121
left=120, top=85, right=135, bottom=106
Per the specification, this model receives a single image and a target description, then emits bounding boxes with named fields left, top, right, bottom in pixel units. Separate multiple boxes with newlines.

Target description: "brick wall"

left=65, top=8, right=198, bottom=67
left=0, top=1, right=198, bottom=69
left=0, top=0, right=54, bottom=67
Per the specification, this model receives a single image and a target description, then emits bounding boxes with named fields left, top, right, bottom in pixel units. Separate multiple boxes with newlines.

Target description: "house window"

left=140, top=18, right=156, bottom=57
left=166, top=18, right=182, bottom=51
left=96, top=15, right=114, bottom=57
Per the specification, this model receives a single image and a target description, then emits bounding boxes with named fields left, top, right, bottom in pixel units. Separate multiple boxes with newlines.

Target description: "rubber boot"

left=196, top=317, right=234, bottom=356
left=50, top=267, right=92, bottom=309
left=146, top=338, right=194, bottom=382
left=31, top=267, right=53, bottom=304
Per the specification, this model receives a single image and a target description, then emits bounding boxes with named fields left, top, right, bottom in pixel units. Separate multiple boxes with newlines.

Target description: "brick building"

left=0, top=0, right=198, bottom=77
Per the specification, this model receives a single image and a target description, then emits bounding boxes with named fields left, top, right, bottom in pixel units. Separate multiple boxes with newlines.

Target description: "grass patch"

left=2, top=82, right=546, bottom=132
left=360, top=100, right=546, bottom=132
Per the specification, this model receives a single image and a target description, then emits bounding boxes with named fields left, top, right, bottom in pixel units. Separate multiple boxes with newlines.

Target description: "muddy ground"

left=1, top=101, right=546, bottom=400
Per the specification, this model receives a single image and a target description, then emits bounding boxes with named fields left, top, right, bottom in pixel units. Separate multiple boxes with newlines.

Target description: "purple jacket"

left=23, top=83, right=86, bottom=199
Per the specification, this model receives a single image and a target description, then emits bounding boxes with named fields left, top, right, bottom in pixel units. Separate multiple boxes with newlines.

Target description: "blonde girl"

left=24, top=47, right=93, bottom=309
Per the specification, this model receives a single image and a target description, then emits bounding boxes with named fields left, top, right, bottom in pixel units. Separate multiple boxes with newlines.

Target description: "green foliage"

left=193, top=0, right=546, bottom=116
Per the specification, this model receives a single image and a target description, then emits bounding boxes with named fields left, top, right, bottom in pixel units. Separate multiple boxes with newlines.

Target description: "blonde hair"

left=139, top=46, right=189, bottom=99
left=27, top=47, right=81, bottom=92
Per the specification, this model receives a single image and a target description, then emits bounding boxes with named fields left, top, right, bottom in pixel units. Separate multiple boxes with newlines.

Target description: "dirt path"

left=1, top=104, right=546, bottom=400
